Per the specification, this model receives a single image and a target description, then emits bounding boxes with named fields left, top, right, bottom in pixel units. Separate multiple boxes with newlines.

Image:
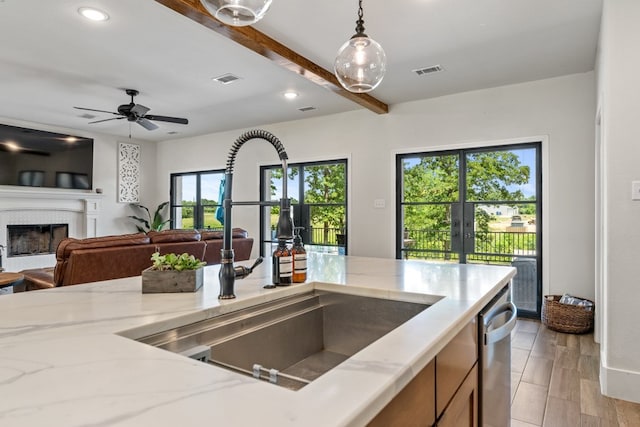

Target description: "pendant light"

left=334, top=0, right=386, bottom=93
left=200, top=0, right=272, bottom=27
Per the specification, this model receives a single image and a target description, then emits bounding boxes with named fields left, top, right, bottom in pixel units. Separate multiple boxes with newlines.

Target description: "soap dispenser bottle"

left=272, top=238, right=292, bottom=285
left=292, top=227, right=307, bottom=283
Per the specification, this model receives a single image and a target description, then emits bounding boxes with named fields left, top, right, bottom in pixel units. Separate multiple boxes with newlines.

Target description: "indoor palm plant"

left=129, top=202, right=170, bottom=232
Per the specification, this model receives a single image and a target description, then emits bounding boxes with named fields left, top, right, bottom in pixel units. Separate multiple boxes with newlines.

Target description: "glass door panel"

left=261, top=160, right=347, bottom=256
left=398, top=143, right=541, bottom=317
left=401, top=204, right=459, bottom=262
left=171, top=174, right=196, bottom=229
left=170, top=170, right=225, bottom=230
left=200, top=172, right=224, bottom=229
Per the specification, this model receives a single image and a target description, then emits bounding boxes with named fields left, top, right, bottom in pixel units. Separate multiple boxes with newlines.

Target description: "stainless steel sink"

left=137, top=289, right=430, bottom=390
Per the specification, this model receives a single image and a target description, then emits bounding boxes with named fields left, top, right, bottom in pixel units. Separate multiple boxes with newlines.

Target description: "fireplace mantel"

left=0, top=186, right=104, bottom=202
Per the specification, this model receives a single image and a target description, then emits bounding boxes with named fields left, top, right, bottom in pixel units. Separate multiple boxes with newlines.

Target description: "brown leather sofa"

left=17, top=228, right=253, bottom=291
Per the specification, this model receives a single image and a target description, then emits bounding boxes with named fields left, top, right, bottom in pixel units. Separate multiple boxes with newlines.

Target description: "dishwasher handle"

left=484, top=301, right=517, bottom=345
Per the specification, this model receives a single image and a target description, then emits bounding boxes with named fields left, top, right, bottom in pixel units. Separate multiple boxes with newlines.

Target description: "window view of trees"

left=400, top=148, right=537, bottom=264
left=262, top=160, right=347, bottom=254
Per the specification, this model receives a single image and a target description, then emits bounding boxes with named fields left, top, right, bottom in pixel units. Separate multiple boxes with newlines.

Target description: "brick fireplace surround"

left=0, top=187, right=102, bottom=272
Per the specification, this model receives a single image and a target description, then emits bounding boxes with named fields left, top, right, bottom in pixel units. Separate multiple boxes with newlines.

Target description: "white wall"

left=156, top=72, right=596, bottom=301
left=596, top=0, right=640, bottom=404
left=0, top=117, right=159, bottom=238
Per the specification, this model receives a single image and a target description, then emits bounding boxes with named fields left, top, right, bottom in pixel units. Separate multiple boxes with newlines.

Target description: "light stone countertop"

left=0, top=254, right=515, bottom=427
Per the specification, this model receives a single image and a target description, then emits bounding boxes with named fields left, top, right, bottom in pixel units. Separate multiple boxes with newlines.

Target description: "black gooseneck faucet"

left=218, top=129, right=294, bottom=299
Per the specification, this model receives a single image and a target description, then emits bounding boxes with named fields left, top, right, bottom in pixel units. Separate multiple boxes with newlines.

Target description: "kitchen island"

left=0, top=254, right=515, bottom=426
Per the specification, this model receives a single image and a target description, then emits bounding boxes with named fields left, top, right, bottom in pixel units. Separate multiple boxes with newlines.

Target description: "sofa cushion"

left=55, top=233, right=150, bottom=285
left=57, top=233, right=150, bottom=260
left=148, top=229, right=201, bottom=243
left=199, top=228, right=248, bottom=240
left=62, top=245, right=158, bottom=286
left=204, top=236, right=253, bottom=264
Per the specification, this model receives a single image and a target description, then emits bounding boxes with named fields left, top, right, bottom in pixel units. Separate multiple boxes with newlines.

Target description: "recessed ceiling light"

left=78, top=7, right=109, bottom=22
left=283, top=91, right=299, bottom=100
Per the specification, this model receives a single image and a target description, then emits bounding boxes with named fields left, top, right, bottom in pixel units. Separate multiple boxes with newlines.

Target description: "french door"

left=259, top=160, right=348, bottom=257
left=396, top=143, right=542, bottom=317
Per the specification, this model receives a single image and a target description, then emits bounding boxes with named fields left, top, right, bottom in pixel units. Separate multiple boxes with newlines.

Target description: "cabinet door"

left=437, top=363, right=478, bottom=427
left=436, top=318, right=478, bottom=416
left=367, top=359, right=436, bottom=427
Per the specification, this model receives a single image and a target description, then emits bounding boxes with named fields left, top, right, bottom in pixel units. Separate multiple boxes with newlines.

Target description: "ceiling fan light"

left=199, top=0, right=272, bottom=27
left=334, top=35, right=386, bottom=93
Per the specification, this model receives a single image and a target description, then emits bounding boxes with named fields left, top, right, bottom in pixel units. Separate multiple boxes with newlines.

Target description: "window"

left=170, top=170, right=225, bottom=230
left=259, top=160, right=348, bottom=256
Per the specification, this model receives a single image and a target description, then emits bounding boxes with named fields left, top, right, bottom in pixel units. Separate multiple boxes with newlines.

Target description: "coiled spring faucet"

left=218, top=129, right=293, bottom=299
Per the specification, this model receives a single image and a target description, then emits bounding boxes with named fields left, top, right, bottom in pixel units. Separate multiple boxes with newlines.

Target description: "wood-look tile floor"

left=511, top=319, right=640, bottom=427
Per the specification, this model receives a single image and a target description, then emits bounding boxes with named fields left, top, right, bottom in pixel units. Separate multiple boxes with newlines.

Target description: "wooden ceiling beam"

left=154, top=0, right=389, bottom=114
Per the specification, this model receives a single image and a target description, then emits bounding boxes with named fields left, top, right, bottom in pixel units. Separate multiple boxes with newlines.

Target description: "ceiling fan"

left=74, top=89, right=189, bottom=131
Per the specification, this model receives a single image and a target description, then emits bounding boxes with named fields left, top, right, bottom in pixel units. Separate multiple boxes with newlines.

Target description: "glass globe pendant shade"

left=334, top=35, right=386, bottom=93
left=200, top=0, right=272, bottom=27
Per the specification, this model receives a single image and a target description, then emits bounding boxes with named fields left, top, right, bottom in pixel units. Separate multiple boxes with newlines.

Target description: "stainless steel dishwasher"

left=478, top=284, right=518, bottom=427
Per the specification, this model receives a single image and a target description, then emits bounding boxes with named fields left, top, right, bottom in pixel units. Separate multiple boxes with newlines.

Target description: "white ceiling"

left=0, top=0, right=602, bottom=142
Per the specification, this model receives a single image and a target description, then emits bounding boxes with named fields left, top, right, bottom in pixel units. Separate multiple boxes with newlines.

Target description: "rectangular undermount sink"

left=137, top=289, right=431, bottom=390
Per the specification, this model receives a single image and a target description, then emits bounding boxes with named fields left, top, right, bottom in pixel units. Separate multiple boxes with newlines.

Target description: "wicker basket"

left=542, top=295, right=594, bottom=334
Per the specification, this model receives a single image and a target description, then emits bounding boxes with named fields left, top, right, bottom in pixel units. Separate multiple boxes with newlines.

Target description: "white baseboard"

left=600, top=363, right=640, bottom=403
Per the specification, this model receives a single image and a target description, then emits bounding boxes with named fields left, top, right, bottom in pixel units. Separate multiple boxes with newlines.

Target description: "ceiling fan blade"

left=131, top=104, right=150, bottom=117
left=74, top=106, right=120, bottom=115
left=137, top=118, right=159, bottom=131
left=88, top=117, right=126, bottom=124
left=144, top=114, right=189, bottom=125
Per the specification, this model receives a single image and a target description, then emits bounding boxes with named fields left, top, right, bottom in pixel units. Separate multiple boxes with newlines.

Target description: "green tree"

left=304, top=164, right=346, bottom=242
left=403, top=151, right=530, bottom=237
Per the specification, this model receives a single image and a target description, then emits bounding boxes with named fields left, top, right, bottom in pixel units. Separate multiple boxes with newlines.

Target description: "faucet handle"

left=233, top=256, right=264, bottom=279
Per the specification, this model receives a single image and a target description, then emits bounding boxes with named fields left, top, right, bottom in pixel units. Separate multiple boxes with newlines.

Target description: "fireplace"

left=7, top=224, right=68, bottom=257
left=0, top=187, right=102, bottom=271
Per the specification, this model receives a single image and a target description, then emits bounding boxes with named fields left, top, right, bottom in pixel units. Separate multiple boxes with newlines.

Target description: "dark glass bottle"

left=272, top=239, right=292, bottom=285
left=292, top=229, right=307, bottom=283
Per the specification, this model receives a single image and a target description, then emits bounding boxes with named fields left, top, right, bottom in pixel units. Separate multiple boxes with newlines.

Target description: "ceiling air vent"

left=412, top=65, right=443, bottom=76
left=212, top=73, right=241, bottom=84
left=298, top=106, right=316, bottom=112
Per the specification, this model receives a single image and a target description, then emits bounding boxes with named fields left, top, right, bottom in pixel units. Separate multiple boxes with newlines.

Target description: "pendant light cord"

left=354, top=0, right=366, bottom=36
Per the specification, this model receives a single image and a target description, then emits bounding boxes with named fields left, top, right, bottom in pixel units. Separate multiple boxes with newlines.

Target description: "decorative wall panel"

left=118, top=142, right=140, bottom=203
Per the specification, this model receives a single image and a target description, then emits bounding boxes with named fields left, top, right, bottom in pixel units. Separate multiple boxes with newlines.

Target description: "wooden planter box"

left=141, top=267, right=204, bottom=293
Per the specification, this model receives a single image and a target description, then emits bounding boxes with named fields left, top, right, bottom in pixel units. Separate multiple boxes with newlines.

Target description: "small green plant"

left=129, top=202, right=170, bottom=232
left=150, top=252, right=206, bottom=271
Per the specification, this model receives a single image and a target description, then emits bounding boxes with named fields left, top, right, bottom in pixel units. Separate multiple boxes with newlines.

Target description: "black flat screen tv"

left=0, top=123, right=93, bottom=189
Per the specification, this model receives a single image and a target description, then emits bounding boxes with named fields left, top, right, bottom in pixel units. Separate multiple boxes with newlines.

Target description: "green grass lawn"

left=179, top=213, right=222, bottom=229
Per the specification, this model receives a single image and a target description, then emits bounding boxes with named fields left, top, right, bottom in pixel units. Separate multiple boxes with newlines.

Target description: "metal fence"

left=309, top=227, right=343, bottom=246
left=403, top=228, right=536, bottom=261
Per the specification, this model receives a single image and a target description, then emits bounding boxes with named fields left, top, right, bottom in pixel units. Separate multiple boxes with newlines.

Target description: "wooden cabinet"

left=368, top=318, right=479, bottom=427
left=436, top=318, right=478, bottom=416
left=436, top=363, right=478, bottom=427
left=367, top=359, right=436, bottom=427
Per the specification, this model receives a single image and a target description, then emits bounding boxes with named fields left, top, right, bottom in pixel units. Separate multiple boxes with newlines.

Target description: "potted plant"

left=129, top=202, right=170, bottom=233
left=141, top=252, right=206, bottom=293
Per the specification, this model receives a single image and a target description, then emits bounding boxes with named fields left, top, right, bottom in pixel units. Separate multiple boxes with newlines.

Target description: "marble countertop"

left=0, top=254, right=515, bottom=427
